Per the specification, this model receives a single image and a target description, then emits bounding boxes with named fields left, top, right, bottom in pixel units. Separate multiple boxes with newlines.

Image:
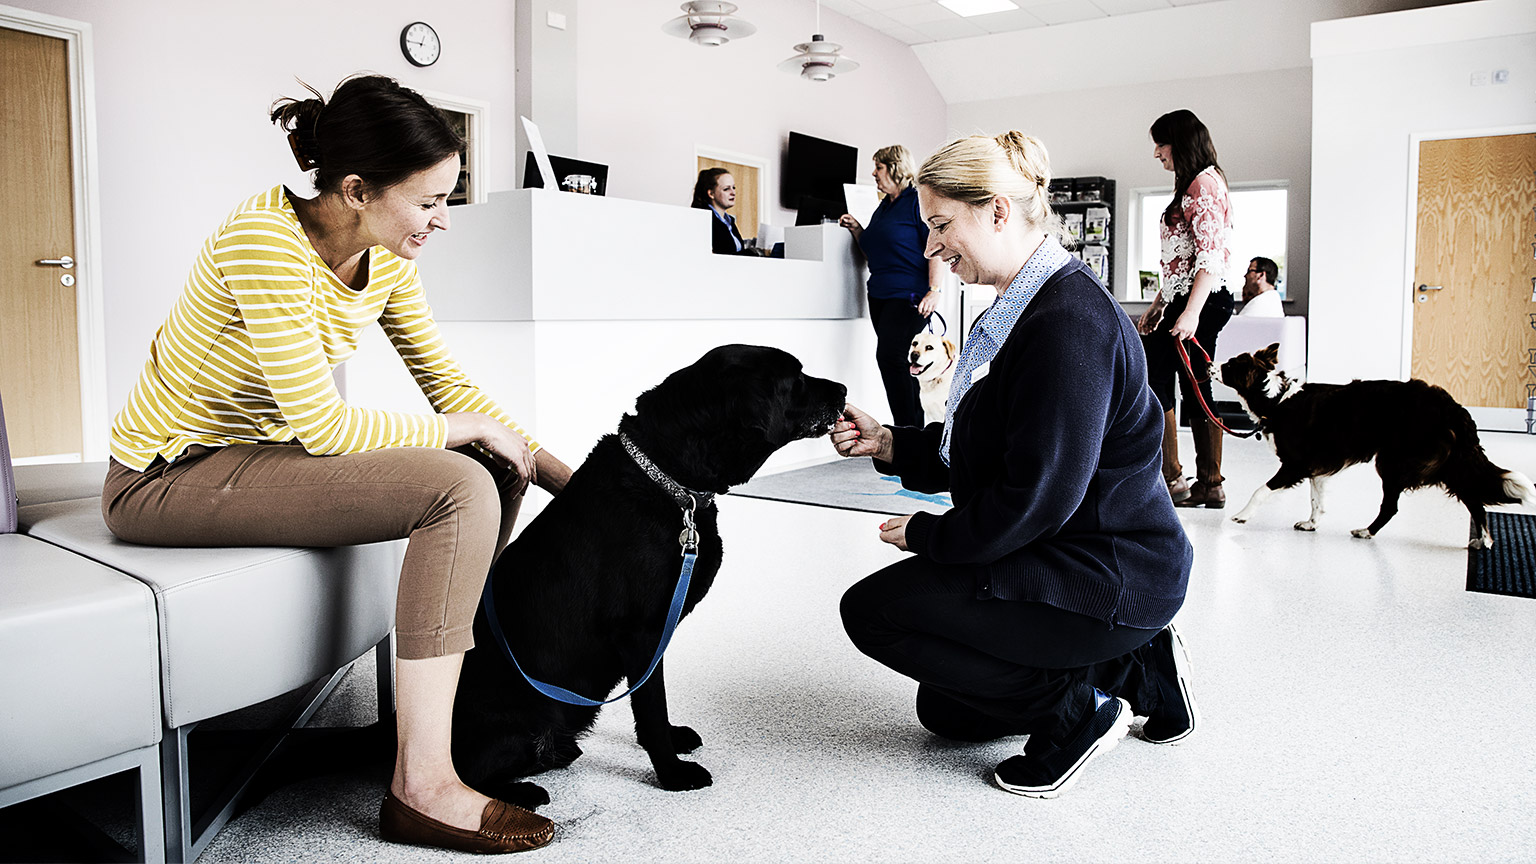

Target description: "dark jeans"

left=868, top=296, right=928, bottom=427
left=840, top=555, right=1165, bottom=747
left=1143, top=288, right=1234, bottom=415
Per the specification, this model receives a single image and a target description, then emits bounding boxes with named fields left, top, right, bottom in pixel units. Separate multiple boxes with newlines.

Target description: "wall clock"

left=400, top=22, right=441, bottom=67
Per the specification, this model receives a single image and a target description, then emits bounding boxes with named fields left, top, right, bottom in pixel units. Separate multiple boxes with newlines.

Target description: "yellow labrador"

left=908, top=332, right=957, bottom=425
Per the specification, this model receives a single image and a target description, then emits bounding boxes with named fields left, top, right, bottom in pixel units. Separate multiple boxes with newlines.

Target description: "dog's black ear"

left=1256, top=343, right=1280, bottom=368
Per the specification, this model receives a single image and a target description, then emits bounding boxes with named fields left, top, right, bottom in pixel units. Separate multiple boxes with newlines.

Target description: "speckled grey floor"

left=57, top=433, right=1536, bottom=862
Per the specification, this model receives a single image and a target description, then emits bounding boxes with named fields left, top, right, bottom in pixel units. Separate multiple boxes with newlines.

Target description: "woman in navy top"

left=830, top=132, right=1197, bottom=799
left=838, top=145, right=943, bottom=427
left=692, top=167, right=749, bottom=255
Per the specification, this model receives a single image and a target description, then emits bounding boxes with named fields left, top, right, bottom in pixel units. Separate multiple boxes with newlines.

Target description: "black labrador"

left=452, top=344, right=846, bottom=809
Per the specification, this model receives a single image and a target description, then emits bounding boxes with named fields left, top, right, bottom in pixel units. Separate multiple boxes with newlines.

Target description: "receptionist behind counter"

left=693, top=167, right=757, bottom=256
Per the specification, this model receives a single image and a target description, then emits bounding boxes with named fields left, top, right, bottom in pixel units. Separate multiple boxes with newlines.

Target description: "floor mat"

left=1466, top=511, right=1536, bottom=599
left=730, top=458, right=952, bottom=515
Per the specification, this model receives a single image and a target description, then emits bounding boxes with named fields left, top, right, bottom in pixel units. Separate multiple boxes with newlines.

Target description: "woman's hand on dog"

left=446, top=412, right=538, bottom=495
left=830, top=404, right=893, bottom=462
left=878, top=515, right=911, bottom=551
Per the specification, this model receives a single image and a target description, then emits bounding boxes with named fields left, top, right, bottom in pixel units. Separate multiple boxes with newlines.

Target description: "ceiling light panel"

left=938, top=0, right=1020, bottom=15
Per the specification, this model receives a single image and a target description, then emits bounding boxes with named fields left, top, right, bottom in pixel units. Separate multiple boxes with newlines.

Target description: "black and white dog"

left=1219, top=343, right=1535, bottom=546
left=452, top=345, right=846, bottom=809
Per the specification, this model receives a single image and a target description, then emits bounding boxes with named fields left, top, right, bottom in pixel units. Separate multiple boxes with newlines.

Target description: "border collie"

left=1218, top=343, right=1535, bottom=547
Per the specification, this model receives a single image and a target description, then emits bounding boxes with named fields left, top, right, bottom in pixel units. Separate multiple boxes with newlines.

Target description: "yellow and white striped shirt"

left=110, top=186, right=534, bottom=470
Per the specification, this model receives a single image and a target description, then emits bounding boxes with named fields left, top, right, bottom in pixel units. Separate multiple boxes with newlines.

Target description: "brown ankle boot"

left=1175, top=417, right=1226, bottom=508
left=1177, top=480, right=1225, bottom=508
left=1160, top=410, right=1189, bottom=502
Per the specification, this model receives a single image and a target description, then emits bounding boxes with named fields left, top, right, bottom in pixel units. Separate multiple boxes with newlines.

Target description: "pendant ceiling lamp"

left=779, top=0, right=858, bottom=82
left=662, top=2, right=757, bottom=47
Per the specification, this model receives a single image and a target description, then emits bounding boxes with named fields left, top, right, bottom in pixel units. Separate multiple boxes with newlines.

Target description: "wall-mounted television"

left=782, top=131, right=858, bottom=221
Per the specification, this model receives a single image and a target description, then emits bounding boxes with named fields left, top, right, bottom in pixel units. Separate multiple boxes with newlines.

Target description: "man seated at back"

left=1239, top=256, right=1283, bottom=317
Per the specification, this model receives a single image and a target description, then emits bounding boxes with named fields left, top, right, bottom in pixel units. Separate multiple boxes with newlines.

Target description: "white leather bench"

left=2, top=395, right=406, bottom=862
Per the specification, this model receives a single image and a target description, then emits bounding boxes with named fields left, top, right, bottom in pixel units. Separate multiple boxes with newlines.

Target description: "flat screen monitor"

left=783, top=131, right=857, bottom=216
left=522, top=152, right=609, bottom=196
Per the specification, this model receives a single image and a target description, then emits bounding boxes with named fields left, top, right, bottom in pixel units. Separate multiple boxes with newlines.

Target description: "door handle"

left=36, top=256, right=74, bottom=269
left=1416, top=284, right=1442, bottom=291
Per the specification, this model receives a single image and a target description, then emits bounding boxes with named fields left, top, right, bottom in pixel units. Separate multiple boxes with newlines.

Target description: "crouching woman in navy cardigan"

left=831, top=132, right=1197, bottom=799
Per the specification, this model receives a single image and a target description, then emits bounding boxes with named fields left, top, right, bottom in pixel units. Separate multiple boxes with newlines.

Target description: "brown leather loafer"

left=380, top=790, right=554, bottom=854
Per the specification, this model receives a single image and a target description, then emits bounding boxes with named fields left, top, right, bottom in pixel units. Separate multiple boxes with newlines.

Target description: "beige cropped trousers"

left=103, top=442, right=521, bottom=659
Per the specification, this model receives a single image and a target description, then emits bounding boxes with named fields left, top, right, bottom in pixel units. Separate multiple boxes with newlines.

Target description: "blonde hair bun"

left=917, top=131, right=1060, bottom=232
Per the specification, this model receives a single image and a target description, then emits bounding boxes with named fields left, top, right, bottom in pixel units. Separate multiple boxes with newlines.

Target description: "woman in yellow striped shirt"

left=105, top=75, right=566, bottom=854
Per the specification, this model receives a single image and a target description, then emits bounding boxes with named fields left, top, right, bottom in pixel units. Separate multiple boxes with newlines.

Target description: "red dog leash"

left=1174, top=336, right=1261, bottom=439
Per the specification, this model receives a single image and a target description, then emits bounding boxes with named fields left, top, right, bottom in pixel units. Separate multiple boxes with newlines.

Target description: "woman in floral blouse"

left=1136, top=109, right=1235, bottom=509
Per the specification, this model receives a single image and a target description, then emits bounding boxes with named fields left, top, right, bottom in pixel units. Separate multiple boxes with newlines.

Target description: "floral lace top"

left=1158, top=166, right=1232, bottom=302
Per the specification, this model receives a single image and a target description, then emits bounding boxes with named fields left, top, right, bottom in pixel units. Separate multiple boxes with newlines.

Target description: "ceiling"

left=819, top=0, right=1227, bottom=45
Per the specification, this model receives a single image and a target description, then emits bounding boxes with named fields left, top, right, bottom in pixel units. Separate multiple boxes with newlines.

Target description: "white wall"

left=1308, top=0, right=1536, bottom=384
left=929, top=0, right=1466, bottom=313
left=14, top=0, right=944, bottom=425
left=575, top=0, right=948, bottom=227
left=948, top=66, right=1313, bottom=309
left=14, top=0, right=522, bottom=414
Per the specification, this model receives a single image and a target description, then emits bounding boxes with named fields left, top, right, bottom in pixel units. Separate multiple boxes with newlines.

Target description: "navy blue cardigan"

left=880, top=259, right=1192, bottom=629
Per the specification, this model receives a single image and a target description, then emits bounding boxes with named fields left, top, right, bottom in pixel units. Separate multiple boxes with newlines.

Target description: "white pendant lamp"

left=779, top=0, right=858, bottom=82
left=662, top=2, right=757, bottom=47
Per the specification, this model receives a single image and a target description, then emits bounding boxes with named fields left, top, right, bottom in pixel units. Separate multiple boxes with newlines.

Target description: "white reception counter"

left=415, top=189, right=865, bottom=322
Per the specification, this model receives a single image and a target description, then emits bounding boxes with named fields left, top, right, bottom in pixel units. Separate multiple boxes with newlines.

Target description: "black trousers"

left=868, top=296, right=927, bottom=427
left=841, top=556, right=1164, bottom=746
left=1142, top=288, right=1234, bottom=415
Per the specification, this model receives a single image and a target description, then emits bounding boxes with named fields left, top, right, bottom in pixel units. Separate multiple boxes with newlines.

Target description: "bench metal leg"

left=0, top=745, right=165, bottom=863
left=161, top=724, right=193, bottom=864
left=135, top=744, right=167, bottom=864
left=375, top=631, right=396, bottom=721
left=160, top=664, right=354, bottom=862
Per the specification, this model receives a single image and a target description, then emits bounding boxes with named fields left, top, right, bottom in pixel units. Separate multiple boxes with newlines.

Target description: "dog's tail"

left=1501, top=471, right=1536, bottom=509
left=1439, top=403, right=1532, bottom=507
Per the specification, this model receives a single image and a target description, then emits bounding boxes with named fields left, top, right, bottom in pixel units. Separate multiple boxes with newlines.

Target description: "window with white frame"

left=1135, top=184, right=1288, bottom=299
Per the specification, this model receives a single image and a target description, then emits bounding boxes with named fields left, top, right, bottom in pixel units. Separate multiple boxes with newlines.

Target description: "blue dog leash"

left=480, top=434, right=715, bottom=707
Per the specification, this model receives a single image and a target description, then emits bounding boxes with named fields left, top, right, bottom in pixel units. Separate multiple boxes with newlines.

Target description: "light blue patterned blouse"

left=940, top=235, right=1074, bottom=465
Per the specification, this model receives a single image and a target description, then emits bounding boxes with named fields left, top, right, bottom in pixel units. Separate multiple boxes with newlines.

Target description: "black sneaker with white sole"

left=1139, top=624, right=1200, bottom=744
left=993, top=691, right=1132, bottom=799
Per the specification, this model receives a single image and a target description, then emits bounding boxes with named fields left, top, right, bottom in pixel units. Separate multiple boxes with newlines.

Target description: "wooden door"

left=696, top=157, right=759, bottom=240
left=0, top=27, right=82, bottom=458
left=1411, top=133, right=1536, bottom=409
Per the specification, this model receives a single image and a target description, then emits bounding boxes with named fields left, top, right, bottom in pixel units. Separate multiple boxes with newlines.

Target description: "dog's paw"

left=655, top=760, right=713, bottom=792
left=1230, top=513, right=1248, bottom=524
left=669, top=724, right=703, bottom=754
left=1293, top=520, right=1317, bottom=532
left=1350, top=528, right=1374, bottom=540
left=1469, top=535, right=1492, bottom=550
left=488, top=781, right=551, bottom=811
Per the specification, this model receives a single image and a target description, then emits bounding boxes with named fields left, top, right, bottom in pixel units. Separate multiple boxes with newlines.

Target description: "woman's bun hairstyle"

left=917, top=131, right=1060, bottom=235
left=271, top=74, right=465, bottom=197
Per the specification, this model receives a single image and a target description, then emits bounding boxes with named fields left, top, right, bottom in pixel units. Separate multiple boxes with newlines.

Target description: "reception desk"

left=414, top=189, right=864, bottom=322
left=342, top=190, right=885, bottom=480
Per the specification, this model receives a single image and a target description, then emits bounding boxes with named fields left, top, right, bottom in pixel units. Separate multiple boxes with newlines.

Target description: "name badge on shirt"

left=970, top=361, right=990, bottom=383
